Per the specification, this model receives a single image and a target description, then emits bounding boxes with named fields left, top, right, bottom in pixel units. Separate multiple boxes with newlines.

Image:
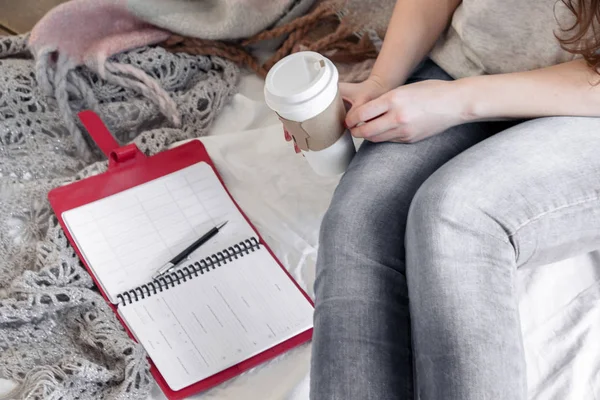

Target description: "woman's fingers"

left=284, top=128, right=300, bottom=152
left=283, top=128, right=301, bottom=153
left=350, top=112, right=397, bottom=139
left=345, top=96, right=390, bottom=129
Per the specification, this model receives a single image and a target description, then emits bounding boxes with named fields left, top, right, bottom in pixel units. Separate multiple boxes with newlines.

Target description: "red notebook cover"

left=48, top=110, right=314, bottom=400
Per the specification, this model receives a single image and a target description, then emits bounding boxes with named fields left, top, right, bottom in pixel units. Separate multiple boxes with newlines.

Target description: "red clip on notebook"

left=48, top=110, right=314, bottom=400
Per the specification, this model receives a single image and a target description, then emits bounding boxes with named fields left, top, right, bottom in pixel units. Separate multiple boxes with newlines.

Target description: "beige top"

left=429, top=0, right=579, bottom=79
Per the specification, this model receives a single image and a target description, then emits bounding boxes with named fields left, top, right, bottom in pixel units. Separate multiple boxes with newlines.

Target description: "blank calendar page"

left=62, top=161, right=257, bottom=303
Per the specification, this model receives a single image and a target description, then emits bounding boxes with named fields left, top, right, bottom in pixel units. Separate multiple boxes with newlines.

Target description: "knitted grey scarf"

left=0, top=34, right=239, bottom=399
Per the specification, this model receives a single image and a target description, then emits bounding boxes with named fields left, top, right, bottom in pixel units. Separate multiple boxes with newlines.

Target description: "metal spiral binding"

left=118, top=237, right=261, bottom=306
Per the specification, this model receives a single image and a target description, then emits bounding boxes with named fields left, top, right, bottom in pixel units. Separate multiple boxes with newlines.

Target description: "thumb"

left=344, top=95, right=369, bottom=120
left=349, top=93, right=372, bottom=109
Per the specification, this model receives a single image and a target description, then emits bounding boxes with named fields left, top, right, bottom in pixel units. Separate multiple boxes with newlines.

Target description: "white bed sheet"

left=2, top=73, right=599, bottom=400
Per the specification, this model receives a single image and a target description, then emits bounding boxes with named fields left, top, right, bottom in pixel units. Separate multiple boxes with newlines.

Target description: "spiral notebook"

left=60, top=161, right=314, bottom=391
left=48, top=111, right=314, bottom=399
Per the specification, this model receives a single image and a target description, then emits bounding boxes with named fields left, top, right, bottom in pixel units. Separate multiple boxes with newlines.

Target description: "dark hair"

left=556, top=0, right=600, bottom=72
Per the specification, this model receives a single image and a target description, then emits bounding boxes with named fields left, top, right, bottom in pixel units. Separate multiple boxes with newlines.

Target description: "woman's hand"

left=345, top=79, right=468, bottom=143
left=339, top=76, right=390, bottom=110
left=283, top=76, right=389, bottom=153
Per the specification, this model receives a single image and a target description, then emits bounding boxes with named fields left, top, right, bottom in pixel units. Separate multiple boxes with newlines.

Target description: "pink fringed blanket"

left=28, top=0, right=176, bottom=160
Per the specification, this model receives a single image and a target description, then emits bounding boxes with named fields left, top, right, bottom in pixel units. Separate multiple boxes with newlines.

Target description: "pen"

left=152, top=221, right=228, bottom=280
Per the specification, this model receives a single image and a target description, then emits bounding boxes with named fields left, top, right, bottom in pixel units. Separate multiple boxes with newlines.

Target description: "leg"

left=308, top=60, right=510, bottom=400
left=405, top=116, right=600, bottom=399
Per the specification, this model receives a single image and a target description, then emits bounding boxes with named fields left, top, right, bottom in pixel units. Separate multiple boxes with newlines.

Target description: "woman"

left=283, top=0, right=600, bottom=399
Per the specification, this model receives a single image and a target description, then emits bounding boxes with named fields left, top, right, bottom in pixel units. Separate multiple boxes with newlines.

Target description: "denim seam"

left=507, top=195, right=600, bottom=238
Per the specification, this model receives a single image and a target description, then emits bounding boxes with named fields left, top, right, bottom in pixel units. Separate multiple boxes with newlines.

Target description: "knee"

left=404, top=167, right=515, bottom=303
left=406, top=165, right=508, bottom=243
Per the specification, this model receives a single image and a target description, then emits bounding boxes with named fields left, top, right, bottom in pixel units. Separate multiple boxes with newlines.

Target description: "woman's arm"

left=460, top=59, right=600, bottom=121
left=346, top=59, right=600, bottom=143
left=369, top=0, right=462, bottom=90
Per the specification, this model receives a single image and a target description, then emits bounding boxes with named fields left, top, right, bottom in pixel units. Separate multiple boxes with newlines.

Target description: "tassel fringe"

left=31, top=48, right=180, bottom=161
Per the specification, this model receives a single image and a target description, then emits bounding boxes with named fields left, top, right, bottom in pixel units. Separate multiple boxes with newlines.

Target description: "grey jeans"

left=309, top=59, right=600, bottom=399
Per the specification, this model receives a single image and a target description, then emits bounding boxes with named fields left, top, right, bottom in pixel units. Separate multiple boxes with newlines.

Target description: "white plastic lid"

left=264, top=51, right=339, bottom=122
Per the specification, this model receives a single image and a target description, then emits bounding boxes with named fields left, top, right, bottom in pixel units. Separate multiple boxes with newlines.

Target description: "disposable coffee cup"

left=264, top=51, right=356, bottom=176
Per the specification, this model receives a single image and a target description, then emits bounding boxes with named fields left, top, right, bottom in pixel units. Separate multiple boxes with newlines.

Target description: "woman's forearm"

left=370, top=0, right=462, bottom=90
left=460, top=59, right=600, bottom=121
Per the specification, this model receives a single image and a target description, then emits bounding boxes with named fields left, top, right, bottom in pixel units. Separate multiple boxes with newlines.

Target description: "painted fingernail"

left=294, top=143, right=301, bottom=153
